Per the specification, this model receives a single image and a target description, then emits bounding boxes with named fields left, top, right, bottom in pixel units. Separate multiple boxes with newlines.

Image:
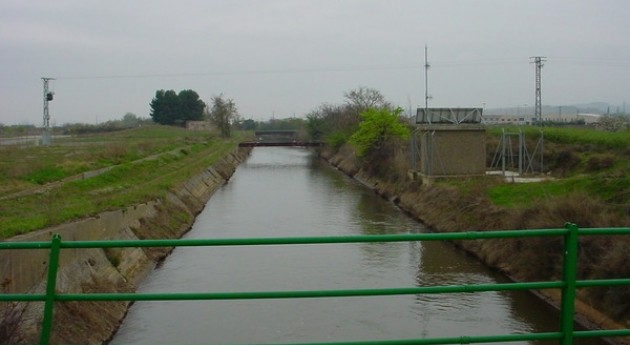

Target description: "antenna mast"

left=424, top=45, right=430, bottom=112
left=42, top=77, right=55, bottom=146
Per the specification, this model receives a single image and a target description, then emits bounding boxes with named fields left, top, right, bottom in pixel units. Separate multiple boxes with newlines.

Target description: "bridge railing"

left=2, top=223, right=630, bottom=345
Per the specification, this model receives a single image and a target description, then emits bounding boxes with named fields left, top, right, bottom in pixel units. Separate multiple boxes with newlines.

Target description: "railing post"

left=39, top=234, right=61, bottom=345
left=559, top=223, right=578, bottom=345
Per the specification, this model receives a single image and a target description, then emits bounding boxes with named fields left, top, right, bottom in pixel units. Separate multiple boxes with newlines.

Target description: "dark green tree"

left=150, top=89, right=205, bottom=125
left=177, top=89, right=206, bottom=122
left=241, top=119, right=257, bottom=131
left=150, top=90, right=178, bottom=125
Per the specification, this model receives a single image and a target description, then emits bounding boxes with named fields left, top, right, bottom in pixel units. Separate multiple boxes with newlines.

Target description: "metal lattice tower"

left=42, top=77, right=54, bottom=146
left=530, top=57, right=546, bottom=125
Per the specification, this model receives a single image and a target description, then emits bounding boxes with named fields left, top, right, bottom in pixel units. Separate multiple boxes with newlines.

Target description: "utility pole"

left=411, top=45, right=431, bottom=172
left=424, top=45, right=431, bottom=115
left=423, top=45, right=433, bottom=175
left=42, top=77, right=55, bottom=146
left=530, top=57, right=546, bottom=126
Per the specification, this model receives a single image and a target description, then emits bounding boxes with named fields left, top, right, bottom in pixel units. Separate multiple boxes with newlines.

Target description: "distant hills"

left=484, top=102, right=627, bottom=116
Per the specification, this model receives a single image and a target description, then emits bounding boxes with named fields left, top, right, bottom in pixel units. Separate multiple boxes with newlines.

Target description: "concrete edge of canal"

left=317, top=145, right=630, bottom=345
left=0, top=147, right=252, bottom=345
left=3, top=144, right=628, bottom=345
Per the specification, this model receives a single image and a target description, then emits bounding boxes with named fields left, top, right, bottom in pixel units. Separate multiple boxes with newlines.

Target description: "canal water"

left=110, top=147, right=595, bottom=345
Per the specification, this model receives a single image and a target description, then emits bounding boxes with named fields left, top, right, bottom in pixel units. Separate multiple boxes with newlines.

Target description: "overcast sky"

left=1, top=0, right=629, bottom=125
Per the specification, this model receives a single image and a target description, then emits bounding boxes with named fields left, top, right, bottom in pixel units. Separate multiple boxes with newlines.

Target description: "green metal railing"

left=2, top=223, right=630, bottom=345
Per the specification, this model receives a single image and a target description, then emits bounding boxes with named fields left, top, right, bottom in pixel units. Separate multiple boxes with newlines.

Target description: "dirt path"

left=0, top=146, right=192, bottom=202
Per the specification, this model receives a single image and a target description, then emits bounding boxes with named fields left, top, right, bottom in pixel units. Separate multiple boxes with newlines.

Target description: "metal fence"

left=2, top=223, right=630, bottom=345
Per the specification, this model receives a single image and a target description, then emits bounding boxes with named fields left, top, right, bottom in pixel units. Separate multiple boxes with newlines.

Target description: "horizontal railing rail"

left=1, top=224, right=630, bottom=345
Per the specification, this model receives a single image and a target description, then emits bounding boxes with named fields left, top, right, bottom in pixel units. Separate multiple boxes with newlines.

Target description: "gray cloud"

left=1, top=0, right=629, bottom=125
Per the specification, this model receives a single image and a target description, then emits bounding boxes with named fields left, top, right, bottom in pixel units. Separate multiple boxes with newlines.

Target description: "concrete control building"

left=417, top=124, right=486, bottom=177
left=413, top=108, right=486, bottom=182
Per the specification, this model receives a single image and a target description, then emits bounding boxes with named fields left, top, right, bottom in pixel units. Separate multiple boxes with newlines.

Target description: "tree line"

left=305, top=86, right=410, bottom=160
left=149, top=89, right=237, bottom=137
left=148, top=87, right=411, bottom=156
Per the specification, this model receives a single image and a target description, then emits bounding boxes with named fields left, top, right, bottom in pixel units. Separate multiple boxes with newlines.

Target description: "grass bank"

left=487, top=126, right=630, bottom=150
left=0, top=125, right=241, bottom=239
left=321, top=125, right=630, bottom=337
left=485, top=126, right=630, bottom=209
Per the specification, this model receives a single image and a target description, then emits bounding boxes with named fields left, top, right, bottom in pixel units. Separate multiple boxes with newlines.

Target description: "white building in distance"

left=482, top=113, right=601, bottom=125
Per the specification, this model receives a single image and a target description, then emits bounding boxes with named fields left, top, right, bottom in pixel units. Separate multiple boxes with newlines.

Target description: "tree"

left=177, top=89, right=206, bottom=122
left=349, top=107, right=410, bottom=157
left=241, top=119, right=257, bottom=131
left=121, top=112, right=141, bottom=127
left=208, top=95, right=238, bottom=138
left=344, top=86, right=391, bottom=114
left=306, top=113, right=326, bottom=140
left=302, top=88, right=394, bottom=147
left=150, top=89, right=205, bottom=125
left=150, top=90, right=178, bottom=125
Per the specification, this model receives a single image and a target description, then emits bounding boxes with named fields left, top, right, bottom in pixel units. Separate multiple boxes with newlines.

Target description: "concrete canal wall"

left=319, top=145, right=629, bottom=345
left=0, top=147, right=251, bottom=345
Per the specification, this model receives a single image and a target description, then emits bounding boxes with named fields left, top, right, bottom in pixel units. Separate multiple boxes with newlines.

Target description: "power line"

left=53, top=55, right=630, bottom=81
left=50, top=59, right=532, bottom=81
left=553, top=57, right=630, bottom=63
left=54, top=64, right=424, bottom=81
left=431, top=58, right=526, bottom=67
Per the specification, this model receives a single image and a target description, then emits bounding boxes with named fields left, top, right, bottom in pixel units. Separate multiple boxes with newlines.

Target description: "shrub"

left=585, top=154, right=616, bottom=172
left=549, top=149, right=581, bottom=176
left=349, top=107, right=409, bottom=157
left=325, top=132, right=348, bottom=150
left=587, top=236, right=630, bottom=319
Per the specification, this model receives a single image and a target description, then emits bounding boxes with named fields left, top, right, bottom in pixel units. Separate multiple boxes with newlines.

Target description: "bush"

left=549, top=149, right=581, bottom=176
left=349, top=107, right=409, bottom=157
left=585, top=154, right=616, bottom=172
left=325, top=132, right=348, bottom=150
left=588, top=237, right=630, bottom=318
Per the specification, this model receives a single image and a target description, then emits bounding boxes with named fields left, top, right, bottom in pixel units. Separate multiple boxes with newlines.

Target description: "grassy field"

left=484, top=126, right=630, bottom=210
left=470, top=127, right=630, bottom=323
left=487, top=126, right=630, bottom=150
left=0, top=125, right=240, bottom=239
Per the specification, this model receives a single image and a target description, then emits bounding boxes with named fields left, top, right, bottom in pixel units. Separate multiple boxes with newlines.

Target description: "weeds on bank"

left=487, top=126, right=630, bottom=150
left=0, top=125, right=215, bottom=196
left=0, top=126, right=237, bottom=239
left=484, top=127, right=630, bottom=210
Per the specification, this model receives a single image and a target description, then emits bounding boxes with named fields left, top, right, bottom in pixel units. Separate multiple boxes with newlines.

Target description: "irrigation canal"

left=110, top=147, right=602, bottom=345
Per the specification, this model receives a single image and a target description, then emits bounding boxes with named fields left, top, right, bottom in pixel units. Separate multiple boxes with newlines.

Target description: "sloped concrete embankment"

left=319, top=146, right=630, bottom=345
left=0, top=147, right=251, bottom=345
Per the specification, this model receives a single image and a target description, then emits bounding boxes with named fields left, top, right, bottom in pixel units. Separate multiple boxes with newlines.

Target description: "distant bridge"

left=254, top=130, right=298, bottom=137
left=240, top=130, right=323, bottom=147
left=238, top=141, right=323, bottom=147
